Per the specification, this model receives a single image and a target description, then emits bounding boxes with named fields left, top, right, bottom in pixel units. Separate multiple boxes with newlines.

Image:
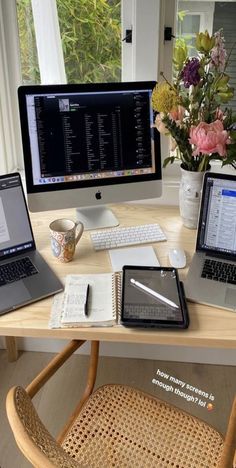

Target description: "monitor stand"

left=76, top=205, right=119, bottom=230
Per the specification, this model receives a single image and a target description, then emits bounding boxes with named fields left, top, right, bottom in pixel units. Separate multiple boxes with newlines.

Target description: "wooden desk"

left=1, top=203, right=236, bottom=360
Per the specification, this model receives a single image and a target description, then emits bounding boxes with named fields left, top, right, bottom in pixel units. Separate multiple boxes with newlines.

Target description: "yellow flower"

left=216, top=73, right=229, bottom=88
left=196, top=31, right=215, bottom=53
left=217, top=86, right=234, bottom=103
left=173, top=42, right=187, bottom=71
left=152, top=82, right=178, bottom=114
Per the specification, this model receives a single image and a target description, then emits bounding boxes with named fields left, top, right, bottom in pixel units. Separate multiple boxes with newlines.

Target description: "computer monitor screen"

left=18, top=81, right=162, bottom=229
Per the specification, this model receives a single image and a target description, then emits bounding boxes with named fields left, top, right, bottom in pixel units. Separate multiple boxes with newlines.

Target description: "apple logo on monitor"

left=95, top=190, right=102, bottom=200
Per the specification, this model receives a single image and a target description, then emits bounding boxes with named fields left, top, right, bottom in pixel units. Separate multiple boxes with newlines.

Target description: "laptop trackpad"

left=225, top=287, right=236, bottom=309
left=0, top=281, right=31, bottom=313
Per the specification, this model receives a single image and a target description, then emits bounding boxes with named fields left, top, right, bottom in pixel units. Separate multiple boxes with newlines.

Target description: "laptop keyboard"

left=0, top=257, right=38, bottom=287
left=201, top=258, right=236, bottom=284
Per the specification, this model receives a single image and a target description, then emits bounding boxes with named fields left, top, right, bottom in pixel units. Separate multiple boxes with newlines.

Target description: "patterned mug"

left=49, top=218, right=84, bottom=262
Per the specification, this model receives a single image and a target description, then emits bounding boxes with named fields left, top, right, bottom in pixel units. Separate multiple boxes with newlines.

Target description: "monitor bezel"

left=18, top=81, right=162, bottom=195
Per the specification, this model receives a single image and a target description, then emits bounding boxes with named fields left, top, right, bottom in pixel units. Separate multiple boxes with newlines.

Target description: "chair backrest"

left=6, top=386, right=81, bottom=468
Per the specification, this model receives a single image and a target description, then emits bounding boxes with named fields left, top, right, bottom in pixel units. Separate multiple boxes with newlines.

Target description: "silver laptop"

left=185, top=172, right=236, bottom=312
left=0, top=172, right=63, bottom=315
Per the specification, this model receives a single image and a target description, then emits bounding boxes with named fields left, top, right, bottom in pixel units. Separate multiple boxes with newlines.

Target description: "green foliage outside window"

left=16, top=0, right=121, bottom=85
left=57, top=0, right=121, bottom=83
left=17, top=0, right=40, bottom=84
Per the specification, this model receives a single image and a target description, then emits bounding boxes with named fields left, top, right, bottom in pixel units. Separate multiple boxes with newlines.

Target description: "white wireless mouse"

left=168, top=248, right=186, bottom=269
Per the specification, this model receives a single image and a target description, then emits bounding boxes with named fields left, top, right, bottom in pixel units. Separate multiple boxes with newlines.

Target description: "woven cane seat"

left=6, top=341, right=236, bottom=468
left=61, top=384, right=224, bottom=468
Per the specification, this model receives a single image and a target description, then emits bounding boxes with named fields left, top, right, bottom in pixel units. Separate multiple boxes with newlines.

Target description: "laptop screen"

left=197, top=173, right=236, bottom=256
left=0, top=173, right=35, bottom=259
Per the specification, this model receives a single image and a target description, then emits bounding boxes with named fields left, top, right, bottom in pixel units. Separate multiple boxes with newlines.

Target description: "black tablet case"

left=121, top=266, right=189, bottom=329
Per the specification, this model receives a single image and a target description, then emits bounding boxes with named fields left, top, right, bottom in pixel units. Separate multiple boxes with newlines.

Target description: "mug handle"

left=75, top=221, right=84, bottom=244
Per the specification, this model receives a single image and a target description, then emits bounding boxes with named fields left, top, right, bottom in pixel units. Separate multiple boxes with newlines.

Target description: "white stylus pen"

left=130, top=278, right=179, bottom=309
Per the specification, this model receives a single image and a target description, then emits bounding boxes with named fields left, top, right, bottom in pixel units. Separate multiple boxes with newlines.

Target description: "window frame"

left=122, top=0, right=161, bottom=81
left=178, top=1, right=215, bottom=34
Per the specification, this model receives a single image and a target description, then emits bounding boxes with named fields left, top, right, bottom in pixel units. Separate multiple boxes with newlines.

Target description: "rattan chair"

left=6, top=339, right=236, bottom=468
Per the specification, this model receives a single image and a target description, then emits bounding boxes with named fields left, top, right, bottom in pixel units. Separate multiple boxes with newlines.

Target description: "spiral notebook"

left=49, top=272, right=121, bottom=328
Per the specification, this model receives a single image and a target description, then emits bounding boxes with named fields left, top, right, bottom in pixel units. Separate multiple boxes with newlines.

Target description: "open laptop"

left=185, top=172, right=236, bottom=312
left=0, top=172, right=63, bottom=315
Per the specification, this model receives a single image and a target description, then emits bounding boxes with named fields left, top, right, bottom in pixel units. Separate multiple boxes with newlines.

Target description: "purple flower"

left=181, top=58, right=201, bottom=88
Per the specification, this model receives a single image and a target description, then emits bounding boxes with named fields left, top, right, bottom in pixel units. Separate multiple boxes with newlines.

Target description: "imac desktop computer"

left=18, top=81, right=162, bottom=229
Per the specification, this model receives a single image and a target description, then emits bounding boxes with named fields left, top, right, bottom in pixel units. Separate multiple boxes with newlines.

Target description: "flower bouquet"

left=152, top=29, right=236, bottom=172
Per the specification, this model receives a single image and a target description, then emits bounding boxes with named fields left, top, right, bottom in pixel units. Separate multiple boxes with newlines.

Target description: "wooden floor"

left=0, top=349, right=235, bottom=468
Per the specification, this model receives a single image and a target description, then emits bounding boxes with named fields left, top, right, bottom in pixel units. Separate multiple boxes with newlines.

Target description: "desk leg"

left=5, top=337, right=18, bottom=362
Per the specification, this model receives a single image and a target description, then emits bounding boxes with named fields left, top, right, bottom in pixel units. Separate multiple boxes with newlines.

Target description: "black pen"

left=84, top=284, right=90, bottom=317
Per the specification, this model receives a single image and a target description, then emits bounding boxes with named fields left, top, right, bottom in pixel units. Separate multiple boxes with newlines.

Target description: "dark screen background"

left=122, top=268, right=183, bottom=322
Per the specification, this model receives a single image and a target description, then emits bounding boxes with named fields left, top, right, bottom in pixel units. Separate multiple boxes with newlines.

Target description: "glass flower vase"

left=179, top=166, right=205, bottom=229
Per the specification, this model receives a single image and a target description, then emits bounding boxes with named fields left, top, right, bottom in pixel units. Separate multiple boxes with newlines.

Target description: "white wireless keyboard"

left=90, top=223, right=167, bottom=251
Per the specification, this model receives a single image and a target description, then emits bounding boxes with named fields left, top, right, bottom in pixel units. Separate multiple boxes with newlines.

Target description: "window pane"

left=16, top=0, right=40, bottom=84
left=177, top=13, right=200, bottom=55
left=213, top=1, right=236, bottom=113
left=17, top=0, right=121, bottom=85
left=178, top=14, right=200, bottom=36
left=56, top=0, right=121, bottom=83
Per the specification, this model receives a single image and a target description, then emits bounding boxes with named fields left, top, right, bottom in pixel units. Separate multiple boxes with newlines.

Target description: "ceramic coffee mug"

left=49, top=218, right=84, bottom=262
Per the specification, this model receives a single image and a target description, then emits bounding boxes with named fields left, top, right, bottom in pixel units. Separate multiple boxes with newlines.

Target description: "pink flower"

left=189, top=120, right=230, bottom=157
left=215, top=108, right=224, bottom=121
left=169, top=105, right=185, bottom=124
left=154, top=113, right=169, bottom=134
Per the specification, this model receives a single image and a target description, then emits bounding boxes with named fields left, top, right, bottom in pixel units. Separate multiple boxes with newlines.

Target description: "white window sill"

left=137, top=160, right=236, bottom=206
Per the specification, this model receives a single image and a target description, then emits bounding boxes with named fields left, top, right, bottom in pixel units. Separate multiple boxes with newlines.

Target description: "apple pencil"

left=130, top=278, right=179, bottom=309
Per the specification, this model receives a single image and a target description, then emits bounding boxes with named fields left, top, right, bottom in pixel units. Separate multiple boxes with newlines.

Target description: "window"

left=57, top=0, right=122, bottom=84
left=177, top=13, right=201, bottom=55
left=16, top=0, right=40, bottom=85
left=16, top=0, right=122, bottom=85
left=1, top=0, right=162, bottom=175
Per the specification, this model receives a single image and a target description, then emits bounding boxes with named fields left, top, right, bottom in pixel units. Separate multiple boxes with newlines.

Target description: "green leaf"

left=163, top=156, right=176, bottom=168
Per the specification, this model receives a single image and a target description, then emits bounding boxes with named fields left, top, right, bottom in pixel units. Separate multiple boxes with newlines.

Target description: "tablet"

left=121, top=266, right=189, bottom=329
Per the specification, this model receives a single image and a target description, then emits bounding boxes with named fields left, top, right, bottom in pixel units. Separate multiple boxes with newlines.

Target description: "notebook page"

left=61, top=273, right=116, bottom=326
left=62, top=282, right=89, bottom=323
left=49, top=292, right=64, bottom=328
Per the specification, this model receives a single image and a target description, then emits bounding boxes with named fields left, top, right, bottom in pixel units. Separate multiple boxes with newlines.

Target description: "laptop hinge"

left=205, top=251, right=235, bottom=261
